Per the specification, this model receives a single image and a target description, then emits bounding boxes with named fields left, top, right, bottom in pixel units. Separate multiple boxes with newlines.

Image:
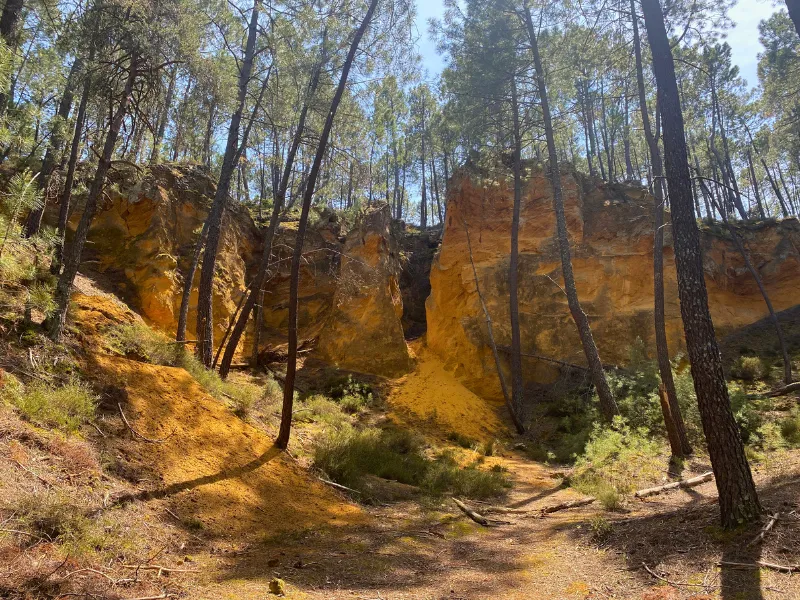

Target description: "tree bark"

left=218, top=46, right=325, bottom=379
left=699, top=177, right=793, bottom=384
left=746, top=150, right=765, bottom=219
left=522, top=1, right=618, bottom=421
left=0, top=0, right=24, bottom=118
left=509, top=78, right=525, bottom=422
left=24, top=58, right=82, bottom=238
left=786, top=0, right=800, bottom=39
left=632, top=0, right=692, bottom=456
left=49, top=55, right=138, bottom=340
left=150, top=65, right=177, bottom=164
left=276, top=0, right=379, bottom=450
left=195, top=1, right=261, bottom=367
left=641, top=0, right=761, bottom=527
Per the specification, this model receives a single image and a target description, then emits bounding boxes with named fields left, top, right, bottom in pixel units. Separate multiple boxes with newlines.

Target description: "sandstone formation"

left=426, top=161, right=800, bottom=399
left=62, top=164, right=410, bottom=377
left=317, top=205, right=412, bottom=377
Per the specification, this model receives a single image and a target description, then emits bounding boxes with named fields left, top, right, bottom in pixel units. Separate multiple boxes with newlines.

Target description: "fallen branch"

left=720, top=560, right=800, bottom=573
left=537, top=497, right=596, bottom=515
left=0, top=528, right=47, bottom=542
left=747, top=513, right=779, bottom=547
left=643, top=563, right=716, bottom=588
left=318, top=477, right=361, bottom=495
left=118, top=403, right=173, bottom=444
left=452, top=498, right=509, bottom=527
left=634, top=472, right=714, bottom=498
left=122, top=594, right=174, bottom=600
left=766, top=382, right=800, bottom=397
left=12, top=459, right=53, bottom=487
left=120, top=564, right=199, bottom=574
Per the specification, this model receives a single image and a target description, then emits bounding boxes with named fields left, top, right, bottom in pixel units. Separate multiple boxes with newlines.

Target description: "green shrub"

left=327, top=375, right=375, bottom=413
left=588, top=515, right=613, bottom=544
left=106, top=322, right=180, bottom=366
left=13, top=493, right=135, bottom=558
left=730, top=356, right=765, bottom=381
left=313, top=425, right=509, bottom=500
left=447, top=431, right=477, bottom=449
left=295, top=395, right=350, bottom=427
left=571, top=417, right=662, bottom=502
left=7, top=380, right=96, bottom=432
left=780, top=407, right=800, bottom=446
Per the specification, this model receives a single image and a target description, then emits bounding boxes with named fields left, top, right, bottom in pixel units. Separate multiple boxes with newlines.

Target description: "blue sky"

left=413, top=0, right=780, bottom=88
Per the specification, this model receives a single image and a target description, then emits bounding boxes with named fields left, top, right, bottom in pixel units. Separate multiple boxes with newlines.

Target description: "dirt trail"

left=6, top=279, right=795, bottom=600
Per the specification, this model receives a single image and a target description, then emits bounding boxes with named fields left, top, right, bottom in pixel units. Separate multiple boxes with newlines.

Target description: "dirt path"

left=4, top=277, right=795, bottom=600
left=192, top=451, right=800, bottom=600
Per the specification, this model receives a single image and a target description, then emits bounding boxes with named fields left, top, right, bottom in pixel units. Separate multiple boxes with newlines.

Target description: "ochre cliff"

left=63, top=165, right=409, bottom=376
left=317, top=205, right=412, bottom=377
left=426, top=161, right=800, bottom=399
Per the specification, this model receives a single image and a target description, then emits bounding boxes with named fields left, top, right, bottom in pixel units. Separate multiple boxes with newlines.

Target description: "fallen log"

left=539, top=497, right=596, bottom=515
left=720, top=560, right=800, bottom=574
left=452, top=498, right=509, bottom=527
left=634, top=472, right=714, bottom=498
left=766, top=382, right=800, bottom=397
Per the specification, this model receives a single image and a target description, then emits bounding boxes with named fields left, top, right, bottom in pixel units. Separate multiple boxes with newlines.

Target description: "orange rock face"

left=317, top=205, right=412, bottom=377
left=426, top=162, right=800, bottom=399
left=65, top=165, right=410, bottom=377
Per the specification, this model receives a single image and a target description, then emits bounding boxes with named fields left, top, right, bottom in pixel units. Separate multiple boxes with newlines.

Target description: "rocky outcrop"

left=426, top=161, right=800, bottom=399
left=317, top=205, right=412, bottom=377
left=60, top=164, right=410, bottom=377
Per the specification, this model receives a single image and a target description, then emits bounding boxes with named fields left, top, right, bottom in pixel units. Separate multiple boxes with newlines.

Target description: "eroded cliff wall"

left=426, top=162, right=800, bottom=399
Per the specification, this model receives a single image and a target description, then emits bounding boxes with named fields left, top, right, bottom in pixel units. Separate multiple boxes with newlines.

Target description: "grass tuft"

left=3, top=377, right=96, bottom=433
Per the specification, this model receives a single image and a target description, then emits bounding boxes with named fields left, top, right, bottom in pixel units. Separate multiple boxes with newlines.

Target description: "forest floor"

left=0, top=278, right=799, bottom=600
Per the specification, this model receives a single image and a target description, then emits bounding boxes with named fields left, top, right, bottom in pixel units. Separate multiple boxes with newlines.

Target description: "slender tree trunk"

left=509, top=78, right=525, bottom=424
left=464, top=216, right=524, bottom=433
left=623, top=89, right=634, bottom=180
left=51, top=54, right=92, bottom=276
left=277, top=0, right=379, bottom=450
left=632, top=0, right=692, bottom=456
left=24, top=58, right=81, bottom=238
left=746, top=150, right=766, bottom=219
left=701, top=178, right=793, bottom=384
left=202, top=103, right=216, bottom=167
left=420, top=97, right=428, bottom=229
left=642, top=0, right=761, bottom=527
left=195, top=1, right=261, bottom=367
left=431, top=154, right=443, bottom=224
left=0, top=0, right=23, bottom=118
left=49, top=55, right=138, bottom=340
left=172, top=76, right=193, bottom=162
left=522, top=1, right=618, bottom=421
left=151, top=65, right=177, bottom=164
left=218, top=47, right=325, bottom=379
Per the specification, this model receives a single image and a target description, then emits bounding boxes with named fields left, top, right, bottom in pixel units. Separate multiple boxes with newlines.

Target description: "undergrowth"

left=1, top=373, right=96, bottom=432
left=105, top=322, right=264, bottom=417
left=313, top=424, right=510, bottom=501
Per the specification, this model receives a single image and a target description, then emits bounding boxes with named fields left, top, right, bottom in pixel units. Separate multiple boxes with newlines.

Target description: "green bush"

left=571, top=417, right=662, bottom=503
left=6, top=379, right=96, bottom=432
left=313, top=425, right=509, bottom=500
left=780, top=407, right=800, bottom=446
left=106, top=322, right=180, bottom=366
left=730, top=356, right=766, bottom=381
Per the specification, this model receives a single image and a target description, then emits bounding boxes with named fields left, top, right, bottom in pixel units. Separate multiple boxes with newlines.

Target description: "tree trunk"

left=172, top=76, right=194, bottom=162
left=700, top=178, right=793, bottom=384
left=522, top=1, right=618, bottom=421
left=509, top=78, right=525, bottom=424
left=632, top=0, right=692, bottom=456
left=151, top=65, right=177, bottom=164
left=176, top=220, right=208, bottom=342
left=51, top=53, right=92, bottom=276
left=463, top=217, right=524, bottom=433
left=641, top=0, right=761, bottom=528
left=0, top=0, right=24, bottom=118
left=24, top=58, right=81, bottom=238
left=218, top=48, right=325, bottom=379
left=195, top=1, right=261, bottom=367
left=277, top=0, right=379, bottom=450
left=785, top=0, right=800, bottom=38
left=49, top=55, right=138, bottom=340
left=746, top=150, right=766, bottom=219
